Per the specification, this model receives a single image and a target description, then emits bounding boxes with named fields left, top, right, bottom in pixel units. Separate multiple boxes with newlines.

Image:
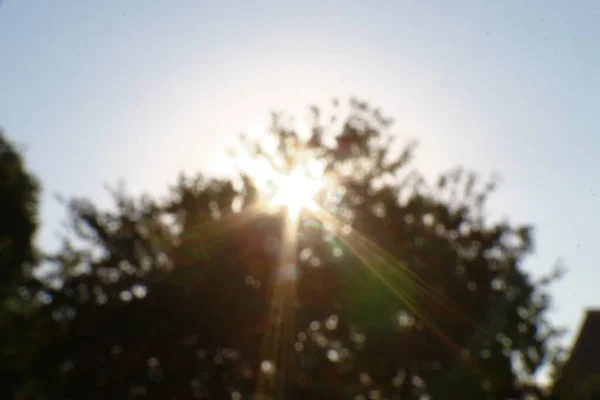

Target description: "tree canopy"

left=0, top=129, right=39, bottom=288
left=4, top=100, right=563, bottom=399
left=0, top=129, right=48, bottom=397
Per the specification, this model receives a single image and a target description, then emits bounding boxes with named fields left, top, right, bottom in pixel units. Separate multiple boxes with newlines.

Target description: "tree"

left=0, top=129, right=49, bottom=398
left=20, top=99, right=562, bottom=399
left=0, top=129, right=39, bottom=289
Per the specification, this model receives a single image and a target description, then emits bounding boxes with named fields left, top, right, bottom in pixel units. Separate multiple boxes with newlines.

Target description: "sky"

left=1, top=0, right=600, bottom=353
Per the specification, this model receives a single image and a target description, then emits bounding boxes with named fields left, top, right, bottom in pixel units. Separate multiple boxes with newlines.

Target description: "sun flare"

left=269, top=167, right=323, bottom=219
left=235, top=149, right=326, bottom=220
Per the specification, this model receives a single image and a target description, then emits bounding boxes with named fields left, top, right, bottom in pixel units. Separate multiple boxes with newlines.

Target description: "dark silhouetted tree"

left=0, top=129, right=39, bottom=289
left=0, top=129, right=50, bottom=398
left=19, top=100, right=562, bottom=399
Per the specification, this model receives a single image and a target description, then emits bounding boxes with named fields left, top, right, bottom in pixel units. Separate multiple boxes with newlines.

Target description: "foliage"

left=0, top=129, right=39, bottom=289
left=14, top=100, right=562, bottom=399
left=0, top=129, right=47, bottom=398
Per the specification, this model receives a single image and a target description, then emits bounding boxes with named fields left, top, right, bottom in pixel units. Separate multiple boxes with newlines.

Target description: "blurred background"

left=1, top=1, right=599, bottom=398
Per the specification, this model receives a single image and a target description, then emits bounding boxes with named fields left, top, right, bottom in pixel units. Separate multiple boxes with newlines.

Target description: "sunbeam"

left=270, top=167, right=322, bottom=221
left=238, top=151, right=494, bottom=396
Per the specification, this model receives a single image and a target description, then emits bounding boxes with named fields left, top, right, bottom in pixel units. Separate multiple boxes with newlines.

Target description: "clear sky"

left=1, top=0, right=599, bottom=352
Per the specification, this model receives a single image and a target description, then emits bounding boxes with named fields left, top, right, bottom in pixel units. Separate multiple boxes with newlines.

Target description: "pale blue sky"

left=1, top=0, right=599, bottom=351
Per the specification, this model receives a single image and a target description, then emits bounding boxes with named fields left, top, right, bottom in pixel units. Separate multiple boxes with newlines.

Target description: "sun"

left=234, top=152, right=325, bottom=219
left=269, top=167, right=323, bottom=219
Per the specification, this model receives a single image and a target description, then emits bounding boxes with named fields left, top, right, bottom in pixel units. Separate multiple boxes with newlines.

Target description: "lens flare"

left=270, top=167, right=322, bottom=219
